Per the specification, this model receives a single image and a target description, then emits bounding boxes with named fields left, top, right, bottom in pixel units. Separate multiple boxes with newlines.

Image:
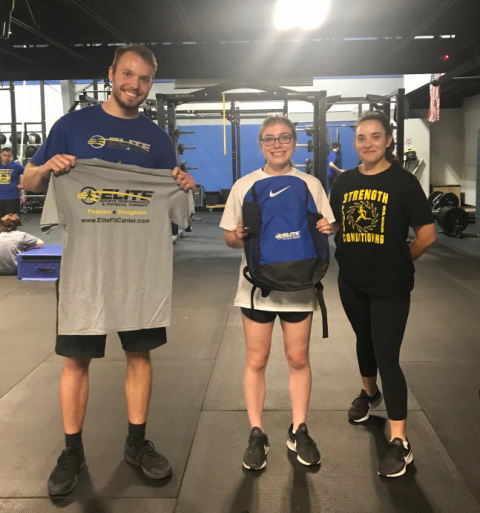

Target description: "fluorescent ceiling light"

left=273, top=0, right=331, bottom=30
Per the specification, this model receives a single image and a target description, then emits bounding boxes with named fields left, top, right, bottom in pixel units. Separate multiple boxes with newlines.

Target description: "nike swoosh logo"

left=269, top=186, right=291, bottom=198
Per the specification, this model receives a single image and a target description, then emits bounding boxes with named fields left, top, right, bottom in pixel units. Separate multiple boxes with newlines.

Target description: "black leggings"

left=338, top=274, right=410, bottom=421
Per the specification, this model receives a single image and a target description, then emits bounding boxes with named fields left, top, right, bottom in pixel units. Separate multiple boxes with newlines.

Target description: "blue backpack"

left=242, top=175, right=329, bottom=337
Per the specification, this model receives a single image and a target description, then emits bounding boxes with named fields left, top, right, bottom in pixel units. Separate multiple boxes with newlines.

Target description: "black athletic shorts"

left=241, top=307, right=311, bottom=324
left=55, top=327, right=167, bottom=359
left=0, top=198, right=20, bottom=217
left=54, top=278, right=167, bottom=358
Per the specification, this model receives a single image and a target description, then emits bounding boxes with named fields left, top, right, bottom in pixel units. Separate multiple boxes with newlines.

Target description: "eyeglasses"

left=261, top=134, right=294, bottom=146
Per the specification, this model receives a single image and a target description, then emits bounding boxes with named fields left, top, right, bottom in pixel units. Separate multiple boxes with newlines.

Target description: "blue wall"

left=179, top=122, right=358, bottom=192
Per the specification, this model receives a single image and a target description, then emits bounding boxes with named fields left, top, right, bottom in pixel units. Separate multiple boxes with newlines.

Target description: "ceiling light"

left=273, top=0, right=331, bottom=31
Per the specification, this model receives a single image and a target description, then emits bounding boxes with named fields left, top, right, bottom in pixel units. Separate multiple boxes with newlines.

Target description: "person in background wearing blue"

left=0, top=213, right=43, bottom=275
left=0, top=147, right=24, bottom=217
left=23, top=43, right=195, bottom=497
left=326, top=142, right=344, bottom=195
left=329, top=111, right=435, bottom=478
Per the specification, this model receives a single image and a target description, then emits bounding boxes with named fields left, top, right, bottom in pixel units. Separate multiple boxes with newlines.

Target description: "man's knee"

left=63, top=357, right=91, bottom=375
left=125, top=350, right=151, bottom=365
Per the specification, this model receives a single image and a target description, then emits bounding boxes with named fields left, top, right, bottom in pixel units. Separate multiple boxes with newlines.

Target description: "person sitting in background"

left=0, top=214, right=43, bottom=275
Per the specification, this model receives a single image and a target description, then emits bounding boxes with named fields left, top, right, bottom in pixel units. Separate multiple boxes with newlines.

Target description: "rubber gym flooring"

left=0, top=211, right=479, bottom=513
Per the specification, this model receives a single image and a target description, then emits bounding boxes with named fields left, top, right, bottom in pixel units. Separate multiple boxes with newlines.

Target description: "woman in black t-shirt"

left=329, top=111, right=435, bottom=478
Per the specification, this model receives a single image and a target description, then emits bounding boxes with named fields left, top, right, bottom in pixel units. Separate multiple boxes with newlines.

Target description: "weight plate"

left=438, top=192, right=459, bottom=208
left=437, top=206, right=468, bottom=234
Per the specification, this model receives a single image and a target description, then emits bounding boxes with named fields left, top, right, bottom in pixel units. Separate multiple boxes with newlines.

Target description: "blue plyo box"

left=17, top=245, right=62, bottom=281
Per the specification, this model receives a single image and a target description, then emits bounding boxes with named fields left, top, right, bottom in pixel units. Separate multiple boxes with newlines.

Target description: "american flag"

left=428, top=73, right=441, bottom=122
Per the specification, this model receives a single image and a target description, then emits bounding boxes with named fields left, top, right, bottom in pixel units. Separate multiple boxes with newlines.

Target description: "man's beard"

left=112, top=87, right=146, bottom=112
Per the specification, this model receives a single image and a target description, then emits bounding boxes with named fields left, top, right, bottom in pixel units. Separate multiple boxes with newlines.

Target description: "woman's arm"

left=410, top=223, right=436, bottom=260
left=224, top=219, right=246, bottom=249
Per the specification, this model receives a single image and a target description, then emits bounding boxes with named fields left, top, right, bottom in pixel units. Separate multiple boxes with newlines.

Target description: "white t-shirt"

left=220, top=168, right=335, bottom=312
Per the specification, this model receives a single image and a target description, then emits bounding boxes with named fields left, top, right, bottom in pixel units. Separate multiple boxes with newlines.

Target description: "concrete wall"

left=463, top=95, right=480, bottom=206
left=429, top=109, right=465, bottom=196
left=404, top=118, right=431, bottom=196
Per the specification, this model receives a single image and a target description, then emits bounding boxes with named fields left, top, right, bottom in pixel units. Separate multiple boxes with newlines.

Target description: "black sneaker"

left=47, top=447, right=86, bottom=496
left=286, top=423, right=321, bottom=466
left=124, top=438, right=172, bottom=479
left=243, top=427, right=269, bottom=470
left=348, top=388, right=383, bottom=422
left=378, top=437, right=413, bottom=477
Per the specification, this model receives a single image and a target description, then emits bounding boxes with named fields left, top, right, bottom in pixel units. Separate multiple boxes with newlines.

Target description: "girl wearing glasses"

left=220, top=115, right=334, bottom=471
left=329, top=111, right=435, bottom=478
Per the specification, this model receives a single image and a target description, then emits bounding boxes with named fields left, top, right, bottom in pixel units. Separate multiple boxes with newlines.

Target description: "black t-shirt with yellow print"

left=330, top=162, right=434, bottom=298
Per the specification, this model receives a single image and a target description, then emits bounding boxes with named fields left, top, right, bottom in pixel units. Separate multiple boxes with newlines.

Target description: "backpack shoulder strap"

left=315, top=282, right=328, bottom=338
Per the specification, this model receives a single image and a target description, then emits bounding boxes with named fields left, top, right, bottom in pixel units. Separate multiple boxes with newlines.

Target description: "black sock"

left=65, top=431, right=83, bottom=450
left=128, top=422, right=146, bottom=445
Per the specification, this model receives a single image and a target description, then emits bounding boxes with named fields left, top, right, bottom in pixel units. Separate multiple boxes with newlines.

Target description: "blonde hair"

left=258, top=114, right=297, bottom=142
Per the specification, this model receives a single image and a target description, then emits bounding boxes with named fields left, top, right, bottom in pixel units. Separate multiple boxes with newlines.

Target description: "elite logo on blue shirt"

left=87, top=135, right=151, bottom=153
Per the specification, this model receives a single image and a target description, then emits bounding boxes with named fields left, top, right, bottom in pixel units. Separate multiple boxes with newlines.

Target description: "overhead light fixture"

left=273, top=0, right=331, bottom=31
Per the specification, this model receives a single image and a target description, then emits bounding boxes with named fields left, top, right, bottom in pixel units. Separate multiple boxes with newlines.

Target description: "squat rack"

left=0, top=81, right=47, bottom=160
left=155, top=81, right=330, bottom=187
left=155, top=82, right=406, bottom=187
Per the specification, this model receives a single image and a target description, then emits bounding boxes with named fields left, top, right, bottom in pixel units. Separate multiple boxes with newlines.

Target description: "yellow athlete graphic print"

left=342, top=189, right=388, bottom=245
left=346, top=201, right=378, bottom=233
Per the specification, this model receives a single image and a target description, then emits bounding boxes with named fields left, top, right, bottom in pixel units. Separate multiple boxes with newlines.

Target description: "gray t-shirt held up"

left=41, top=158, right=192, bottom=335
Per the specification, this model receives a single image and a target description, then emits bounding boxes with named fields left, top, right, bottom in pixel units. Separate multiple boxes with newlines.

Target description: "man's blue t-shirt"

left=0, top=161, right=24, bottom=200
left=327, top=150, right=342, bottom=180
left=31, top=104, right=177, bottom=170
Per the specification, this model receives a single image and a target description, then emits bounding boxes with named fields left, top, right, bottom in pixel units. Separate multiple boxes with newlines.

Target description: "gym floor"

left=1, top=211, right=479, bottom=513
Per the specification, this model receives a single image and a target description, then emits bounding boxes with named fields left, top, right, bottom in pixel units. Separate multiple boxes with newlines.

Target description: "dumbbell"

left=296, top=126, right=314, bottom=137
left=10, top=133, right=29, bottom=144
left=175, top=128, right=195, bottom=137
left=180, top=161, right=198, bottom=172
left=437, top=206, right=469, bottom=237
left=295, top=158, right=313, bottom=174
left=296, top=140, right=313, bottom=152
left=28, top=133, right=42, bottom=144
left=25, top=145, right=38, bottom=158
left=177, top=143, right=196, bottom=155
left=428, top=191, right=459, bottom=210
